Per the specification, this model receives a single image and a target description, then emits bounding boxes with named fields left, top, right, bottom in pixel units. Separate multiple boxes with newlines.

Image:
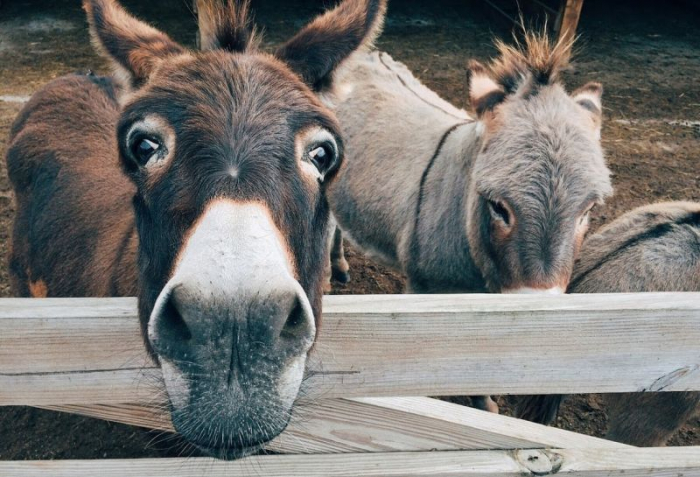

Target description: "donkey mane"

left=488, top=30, right=574, bottom=94
left=197, top=0, right=259, bottom=52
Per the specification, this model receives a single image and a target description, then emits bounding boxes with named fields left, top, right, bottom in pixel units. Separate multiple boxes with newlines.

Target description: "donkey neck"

left=406, top=119, right=488, bottom=292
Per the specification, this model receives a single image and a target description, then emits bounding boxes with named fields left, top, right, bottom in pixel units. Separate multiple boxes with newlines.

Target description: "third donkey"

left=518, top=201, right=700, bottom=446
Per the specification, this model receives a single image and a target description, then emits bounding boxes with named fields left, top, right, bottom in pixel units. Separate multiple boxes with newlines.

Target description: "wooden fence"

left=2, top=293, right=700, bottom=475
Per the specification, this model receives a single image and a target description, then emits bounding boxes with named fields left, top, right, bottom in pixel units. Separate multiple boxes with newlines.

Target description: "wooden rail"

left=2, top=294, right=700, bottom=407
left=3, top=294, right=700, bottom=473
left=40, top=397, right=629, bottom=454
left=4, top=448, right=700, bottom=476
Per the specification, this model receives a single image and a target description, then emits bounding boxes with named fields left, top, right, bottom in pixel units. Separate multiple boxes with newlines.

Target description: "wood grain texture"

left=2, top=293, right=700, bottom=405
left=3, top=448, right=700, bottom=476
left=42, top=397, right=628, bottom=453
left=557, top=0, right=585, bottom=45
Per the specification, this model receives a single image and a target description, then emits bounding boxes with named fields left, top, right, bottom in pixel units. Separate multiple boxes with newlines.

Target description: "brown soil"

left=1, top=0, right=699, bottom=460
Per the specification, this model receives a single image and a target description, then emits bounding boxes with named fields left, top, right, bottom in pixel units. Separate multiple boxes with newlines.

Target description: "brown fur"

left=84, top=0, right=186, bottom=87
left=7, top=0, right=387, bottom=459
left=196, top=0, right=260, bottom=52
left=276, top=0, right=386, bottom=90
left=7, top=74, right=138, bottom=298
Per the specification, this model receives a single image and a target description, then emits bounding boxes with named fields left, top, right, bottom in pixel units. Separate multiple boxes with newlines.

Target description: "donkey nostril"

left=159, top=296, right=192, bottom=342
left=280, top=298, right=308, bottom=340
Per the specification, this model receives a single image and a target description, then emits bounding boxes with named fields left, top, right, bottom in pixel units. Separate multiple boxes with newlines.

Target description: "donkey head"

left=465, top=32, right=612, bottom=293
left=84, top=0, right=385, bottom=459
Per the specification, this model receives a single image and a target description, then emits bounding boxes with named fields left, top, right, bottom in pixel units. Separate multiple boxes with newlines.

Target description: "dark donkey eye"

left=308, top=142, right=337, bottom=175
left=129, top=135, right=163, bottom=166
left=487, top=199, right=511, bottom=226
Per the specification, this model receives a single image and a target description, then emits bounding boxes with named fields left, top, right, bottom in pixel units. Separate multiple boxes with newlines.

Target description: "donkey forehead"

left=482, top=88, right=604, bottom=161
left=124, top=52, right=336, bottom=132
left=504, top=86, right=593, bottom=134
left=476, top=91, right=611, bottom=202
left=475, top=146, right=610, bottom=202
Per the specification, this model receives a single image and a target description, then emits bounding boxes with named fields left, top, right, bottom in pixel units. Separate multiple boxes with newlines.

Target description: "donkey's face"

left=466, top=35, right=612, bottom=293
left=85, top=0, right=385, bottom=459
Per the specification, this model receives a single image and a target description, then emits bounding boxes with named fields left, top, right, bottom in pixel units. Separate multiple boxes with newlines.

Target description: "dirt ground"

left=1, top=0, right=699, bottom=460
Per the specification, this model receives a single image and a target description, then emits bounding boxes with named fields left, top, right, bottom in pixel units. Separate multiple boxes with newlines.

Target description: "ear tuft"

left=84, top=0, right=185, bottom=87
left=196, top=0, right=259, bottom=52
left=276, top=0, right=388, bottom=91
left=468, top=60, right=506, bottom=117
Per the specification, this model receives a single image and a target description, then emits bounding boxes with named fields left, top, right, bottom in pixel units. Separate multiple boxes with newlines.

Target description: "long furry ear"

left=276, top=0, right=387, bottom=91
left=84, top=0, right=185, bottom=88
left=572, top=81, right=604, bottom=134
left=196, top=0, right=259, bottom=52
left=467, top=60, right=506, bottom=117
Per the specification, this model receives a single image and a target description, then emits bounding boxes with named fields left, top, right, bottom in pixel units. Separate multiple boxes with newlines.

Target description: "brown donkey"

left=6, top=0, right=386, bottom=459
left=328, top=34, right=612, bottom=295
left=518, top=201, right=700, bottom=446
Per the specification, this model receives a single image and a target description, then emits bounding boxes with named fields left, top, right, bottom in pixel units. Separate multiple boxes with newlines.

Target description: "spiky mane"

left=196, top=0, right=260, bottom=53
left=488, top=30, right=574, bottom=94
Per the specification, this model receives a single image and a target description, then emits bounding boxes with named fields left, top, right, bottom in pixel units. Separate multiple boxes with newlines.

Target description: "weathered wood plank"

left=556, top=0, right=585, bottom=46
left=4, top=448, right=700, bottom=476
left=42, top=397, right=628, bottom=453
left=2, top=293, right=700, bottom=405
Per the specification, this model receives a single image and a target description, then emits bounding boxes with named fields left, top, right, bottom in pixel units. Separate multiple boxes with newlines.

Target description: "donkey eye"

left=129, top=136, right=162, bottom=166
left=488, top=200, right=511, bottom=226
left=308, top=142, right=337, bottom=174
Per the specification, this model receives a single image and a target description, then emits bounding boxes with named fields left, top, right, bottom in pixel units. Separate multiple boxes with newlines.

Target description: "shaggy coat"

left=7, top=0, right=387, bottom=460
left=328, top=34, right=612, bottom=294
left=518, top=201, right=700, bottom=446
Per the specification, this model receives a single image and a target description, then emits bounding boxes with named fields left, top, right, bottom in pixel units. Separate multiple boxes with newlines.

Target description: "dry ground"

left=0, top=0, right=699, bottom=459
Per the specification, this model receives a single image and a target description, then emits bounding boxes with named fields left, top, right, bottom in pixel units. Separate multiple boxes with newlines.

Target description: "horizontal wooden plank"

left=42, top=397, right=628, bottom=453
left=2, top=293, right=700, bottom=406
left=4, top=448, right=700, bottom=476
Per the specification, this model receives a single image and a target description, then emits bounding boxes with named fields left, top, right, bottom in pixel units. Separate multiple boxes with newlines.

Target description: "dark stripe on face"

left=569, top=211, right=700, bottom=291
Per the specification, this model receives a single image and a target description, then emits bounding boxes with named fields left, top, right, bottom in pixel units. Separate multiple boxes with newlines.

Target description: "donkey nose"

left=149, top=280, right=315, bottom=359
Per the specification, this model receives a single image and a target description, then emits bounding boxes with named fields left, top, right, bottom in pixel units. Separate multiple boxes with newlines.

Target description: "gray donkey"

left=518, top=201, right=700, bottom=446
left=327, top=33, right=612, bottom=297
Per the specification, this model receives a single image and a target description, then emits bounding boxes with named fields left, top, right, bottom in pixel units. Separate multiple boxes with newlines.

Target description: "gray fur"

left=570, top=201, right=700, bottom=293
left=328, top=51, right=612, bottom=293
left=519, top=201, right=700, bottom=445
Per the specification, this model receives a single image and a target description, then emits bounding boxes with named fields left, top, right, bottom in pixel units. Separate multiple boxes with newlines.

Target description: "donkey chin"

left=161, top=355, right=307, bottom=459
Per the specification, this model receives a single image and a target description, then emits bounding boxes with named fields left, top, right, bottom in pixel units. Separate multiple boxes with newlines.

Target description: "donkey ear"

left=572, top=82, right=603, bottom=131
left=84, top=0, right=186, bottom=87
left=467, top=60, right=506, bottom=118
left=572, top=82, right=603, bottom=117
left=276, top=0, right=387, bottom=91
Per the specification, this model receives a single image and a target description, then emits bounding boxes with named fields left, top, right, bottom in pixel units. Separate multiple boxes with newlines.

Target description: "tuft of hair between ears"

left=196, top=0, right=260, bottom=53
left=490, top=29, right=575, bottom=94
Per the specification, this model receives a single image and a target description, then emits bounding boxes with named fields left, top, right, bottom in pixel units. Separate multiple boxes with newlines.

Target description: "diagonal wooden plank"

left=42, top=397, right=628, bottom=454
left=3, top=448, right=700, bottom=476
left=2, top=293, right=700, bottom=406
